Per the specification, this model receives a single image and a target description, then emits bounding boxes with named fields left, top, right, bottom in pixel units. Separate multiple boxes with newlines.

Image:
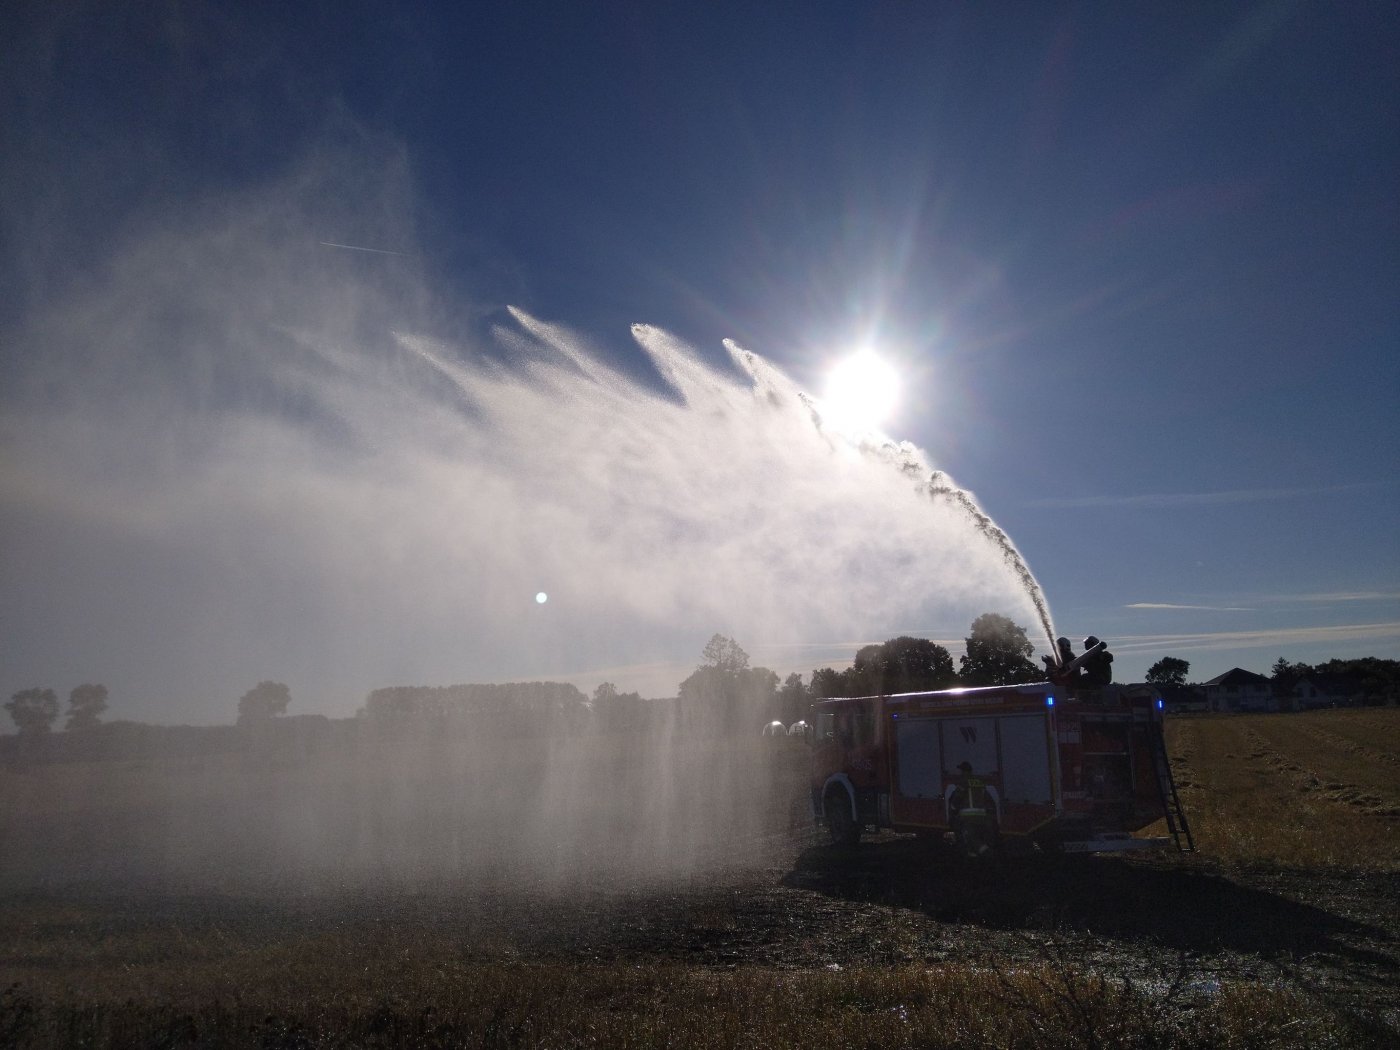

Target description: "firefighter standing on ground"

left=949, top=761, right=993, bottom=855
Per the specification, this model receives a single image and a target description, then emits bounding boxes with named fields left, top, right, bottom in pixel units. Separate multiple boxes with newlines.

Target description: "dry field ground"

left=1, top=707, right=1398, bottom=1048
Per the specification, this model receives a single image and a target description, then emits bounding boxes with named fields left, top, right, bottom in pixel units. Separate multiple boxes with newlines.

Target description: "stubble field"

left=2, top=707, right=1398, bottom=1048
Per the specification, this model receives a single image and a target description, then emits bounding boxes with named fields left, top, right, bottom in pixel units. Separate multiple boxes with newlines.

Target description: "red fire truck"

left=809, top=679, right=1192, bottom=855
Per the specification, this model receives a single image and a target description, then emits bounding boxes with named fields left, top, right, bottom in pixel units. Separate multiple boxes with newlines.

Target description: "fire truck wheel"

left=826, top=789, right=860, bottom=849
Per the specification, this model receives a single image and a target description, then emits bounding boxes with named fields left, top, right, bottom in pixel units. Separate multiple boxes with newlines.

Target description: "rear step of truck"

left=1147, top=721, right=1195, bottom=852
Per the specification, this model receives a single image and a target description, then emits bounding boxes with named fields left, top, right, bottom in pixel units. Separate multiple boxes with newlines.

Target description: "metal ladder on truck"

left=1147, top=720, right=1195, bottom=852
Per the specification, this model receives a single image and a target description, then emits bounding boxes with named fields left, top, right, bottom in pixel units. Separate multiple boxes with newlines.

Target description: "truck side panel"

left=998, top=714, right=1055, bottom=804
left=893, top=718, right=940, bottom=799
left=938, top=716, right=998, bottom=774
left=887, top=706, right=1058, bottom=837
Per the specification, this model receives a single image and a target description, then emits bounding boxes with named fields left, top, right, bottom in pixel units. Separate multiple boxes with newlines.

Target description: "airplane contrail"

left=318, top=240, right=407, bottom=256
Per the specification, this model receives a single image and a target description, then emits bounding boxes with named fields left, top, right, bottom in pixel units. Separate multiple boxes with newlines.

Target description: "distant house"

left=1203, top=668, right=1274, bottom=713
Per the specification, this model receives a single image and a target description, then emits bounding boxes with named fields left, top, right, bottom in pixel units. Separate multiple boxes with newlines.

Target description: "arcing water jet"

left=774, top=347, right=1058, bottom=658
left=922, top=470, right=1058, bottom=657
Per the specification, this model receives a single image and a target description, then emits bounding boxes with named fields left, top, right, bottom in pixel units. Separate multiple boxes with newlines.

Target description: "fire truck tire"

left=826, top=788, right=860, bottom=849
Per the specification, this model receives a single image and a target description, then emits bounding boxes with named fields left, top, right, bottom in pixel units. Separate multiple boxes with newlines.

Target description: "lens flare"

left=822, top=350, right=900, bottom=434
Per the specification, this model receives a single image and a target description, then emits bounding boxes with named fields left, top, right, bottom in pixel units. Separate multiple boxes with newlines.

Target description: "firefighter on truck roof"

left=1081, top=636, right=1114, bottom=688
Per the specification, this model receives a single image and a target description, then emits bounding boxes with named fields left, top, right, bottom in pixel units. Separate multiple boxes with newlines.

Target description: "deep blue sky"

left=3, top=1, right=1397, bottom=718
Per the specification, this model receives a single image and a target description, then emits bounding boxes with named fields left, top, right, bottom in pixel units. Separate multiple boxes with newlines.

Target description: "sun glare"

left=822, top=350, right=901, bottom=434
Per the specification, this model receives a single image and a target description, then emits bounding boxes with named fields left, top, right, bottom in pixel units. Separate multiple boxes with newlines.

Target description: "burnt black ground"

left=775, top=834, right=1400, bottom=1008
left=6, top=830, right=1395, bottom=1022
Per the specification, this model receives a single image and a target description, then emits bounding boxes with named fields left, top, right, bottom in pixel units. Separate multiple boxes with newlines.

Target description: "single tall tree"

left=6, top=688, right=59, bottom=735
left=701, top=634, right=750, bottom=673
left=1145, top=657, right=1191, bottom=692
left=878, top=636, right=957, bottom=693
left=65, top=683, right=109, bottom=731
left=237, top=681, right=291, bottom=724
left=679, top=636, right=776, bottom=731
left=959, top=614, right=1040, bottom=686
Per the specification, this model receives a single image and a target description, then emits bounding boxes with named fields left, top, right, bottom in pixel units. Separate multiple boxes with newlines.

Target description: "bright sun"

left=822, top=350, right=901, bottom=434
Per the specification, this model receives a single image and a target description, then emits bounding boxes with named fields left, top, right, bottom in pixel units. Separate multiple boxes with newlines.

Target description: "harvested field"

left=1162, top=709, right=1400, bottom=868
left=2, top=708, right=1399, bottom=1047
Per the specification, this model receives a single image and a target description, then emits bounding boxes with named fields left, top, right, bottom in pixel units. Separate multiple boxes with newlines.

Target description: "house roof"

left=1203, top=667, right=1270, bottom=688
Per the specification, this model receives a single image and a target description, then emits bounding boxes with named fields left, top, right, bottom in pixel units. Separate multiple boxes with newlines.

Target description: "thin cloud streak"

left=1111, top=622, right=1400, bottom=654
left=1256, top=591, right=1400, bottom=604
left=317, top=240, right=407, bottom=256
left=1126, top=602, right=1253, bottom=611
left=1125, top=591, right=1400, bottom=613
left=1027, top=480, right=1394, bottom=509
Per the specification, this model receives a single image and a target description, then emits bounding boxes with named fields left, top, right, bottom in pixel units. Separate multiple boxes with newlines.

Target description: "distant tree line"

left=1144, top=654, right=1400, bottom=706
left=798, top=612, right=1042, bottom=705
left=666, top=615, right=1048, bottom=731
left=361, top=681, right=591, bottom=737
left=1269, top=657, right=1400, bottom=702
left=590, top=682, right=648, bottom=733
left=14, top=625, right=1393, bottom=745
left=3, top=684, right=109, bottom=735
left=0, top=615, right=1050, bottom=741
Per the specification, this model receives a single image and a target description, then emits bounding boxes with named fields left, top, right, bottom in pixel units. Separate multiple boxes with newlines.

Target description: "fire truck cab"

left=809, top=682, right=1190, bottom=854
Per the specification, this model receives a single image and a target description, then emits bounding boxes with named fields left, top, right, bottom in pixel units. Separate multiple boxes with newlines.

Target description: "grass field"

left=2, top=708, right=1398, bottom=1048
left=1161, top=708, right=1400, bottom=869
